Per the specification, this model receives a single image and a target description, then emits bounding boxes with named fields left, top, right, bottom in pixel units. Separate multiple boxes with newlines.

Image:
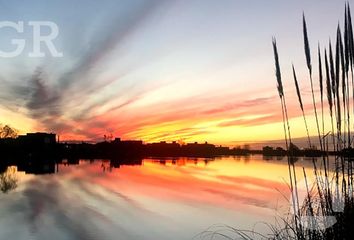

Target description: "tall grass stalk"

left=347, top=3, right=354, bottom=149
left=344, top=7, right=351, bottom=150
left=293, top=65, right=312, bottom=147
left=318, top=45, right=325, bottom=145
left=337, top=25, right=348, bottom=149
left=325, top=49, right=336, bottom=151
left=330, top=41, right=342, bottom=151
left=272, top=38, right=302, bottom=235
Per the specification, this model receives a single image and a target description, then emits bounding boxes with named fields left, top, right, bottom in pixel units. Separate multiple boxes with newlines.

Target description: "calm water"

left=0, top=156, right=324, bottom=240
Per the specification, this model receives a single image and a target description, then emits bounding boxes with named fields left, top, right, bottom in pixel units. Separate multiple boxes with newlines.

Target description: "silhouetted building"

left=146, top=141, right=180, bottom=156
left=18, top=133, right=56, bottom=146
left=181, top=142, right=216, bottom=156
left=16, top=133, right=58, bottom=160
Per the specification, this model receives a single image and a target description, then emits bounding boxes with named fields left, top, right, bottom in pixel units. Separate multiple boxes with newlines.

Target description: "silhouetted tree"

left=0, top=124, right=18, bottom=139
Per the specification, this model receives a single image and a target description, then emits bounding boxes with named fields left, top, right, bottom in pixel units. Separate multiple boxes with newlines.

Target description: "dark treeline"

left=0, top=132, right=251, bottom=161
left=0, top=132, right=351, bottom=169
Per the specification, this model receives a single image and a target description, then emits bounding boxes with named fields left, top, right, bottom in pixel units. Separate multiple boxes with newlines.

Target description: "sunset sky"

left=0, top=0, right=349, bottom=145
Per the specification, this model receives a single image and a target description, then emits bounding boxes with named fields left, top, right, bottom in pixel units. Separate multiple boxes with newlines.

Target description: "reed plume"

left=303, top=14, right=322, bottom=150
left=345, top=5, right=350, bottom=73
left=303, top=14, right=312, bottom=74
left=273, top=39, right=283, bottom=98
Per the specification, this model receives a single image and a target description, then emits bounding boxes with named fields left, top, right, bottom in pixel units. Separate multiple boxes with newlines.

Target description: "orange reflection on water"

left=57, top=156, right=296, bottom=215
left=3, top=156, right=324, bottom=239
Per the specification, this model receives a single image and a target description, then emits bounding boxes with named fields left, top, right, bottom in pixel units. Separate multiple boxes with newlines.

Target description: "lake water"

left=0, top=156, right=324, bottom=240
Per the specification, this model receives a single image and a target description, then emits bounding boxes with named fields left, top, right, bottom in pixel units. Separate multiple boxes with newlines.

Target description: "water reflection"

left=0, top=156, right=335, bottom=240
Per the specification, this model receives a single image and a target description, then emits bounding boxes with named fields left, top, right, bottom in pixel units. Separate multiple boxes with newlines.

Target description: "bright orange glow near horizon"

left=8, top=90, right=340, bottom=148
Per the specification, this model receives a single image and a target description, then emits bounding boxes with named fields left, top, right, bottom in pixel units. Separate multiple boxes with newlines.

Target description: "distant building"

left=182, top=142, right=216, bottom=156
left=18, top=133, right=56, bottom=146
left=8, top=133, right=59, bottom=160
